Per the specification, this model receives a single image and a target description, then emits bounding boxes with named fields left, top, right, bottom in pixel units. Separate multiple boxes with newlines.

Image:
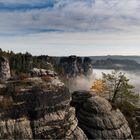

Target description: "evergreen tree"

left=102, top=71, right=139, bottom=108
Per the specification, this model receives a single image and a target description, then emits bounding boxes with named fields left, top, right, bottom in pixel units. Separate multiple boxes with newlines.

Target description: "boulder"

left=72, top=91, right=133, bottom=139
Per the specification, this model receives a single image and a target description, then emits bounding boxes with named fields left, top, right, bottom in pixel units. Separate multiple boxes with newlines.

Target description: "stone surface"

left=124, top=108, right=140, bottom=139
left=0, top=118, right=33, bottom=139
left=72, top=91, right=133, bottom=139
left=0, top=70, right=87, bottom=139
left=29, top=68, right=57, bottom=77
left=0, top=56, right=11, bottom=80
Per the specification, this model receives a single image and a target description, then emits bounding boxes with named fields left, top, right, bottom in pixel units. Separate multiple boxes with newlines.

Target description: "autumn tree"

left=91, top=79, right=107, bottom=94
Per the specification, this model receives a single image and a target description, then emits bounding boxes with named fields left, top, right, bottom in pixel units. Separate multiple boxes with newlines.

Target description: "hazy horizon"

left=1, top=47, right=140, bottom=57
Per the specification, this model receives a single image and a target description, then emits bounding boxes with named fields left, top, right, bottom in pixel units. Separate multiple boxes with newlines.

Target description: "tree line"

left=0, top=48, right=54, bottom=76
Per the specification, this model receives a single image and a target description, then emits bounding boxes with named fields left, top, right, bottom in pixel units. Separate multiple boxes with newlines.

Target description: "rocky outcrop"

left=59, top=56, right=92, bottom=78
left=0, top=56, right=11, bottom=80
left=71, top=91, right=133, bottom=139
left=0, top=70, right=87, bottom=139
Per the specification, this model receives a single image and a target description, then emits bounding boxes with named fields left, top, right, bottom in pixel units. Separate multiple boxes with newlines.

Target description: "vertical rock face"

left=0, top=56, right=11, bottom=80
left=83, top=57, right=93, bottom=77
left=0, top=70, right=87, bottom=139
left=124, top=109, right=140, bottom=139
left=71, top=91, right=133, bottom=139
left=60, top=56, right=84, bottom=77
left=68, top=56, right=80, bottom=77
left=27, top=85, right=85, bottom=139
left=59, top=56, right=92, bottom=78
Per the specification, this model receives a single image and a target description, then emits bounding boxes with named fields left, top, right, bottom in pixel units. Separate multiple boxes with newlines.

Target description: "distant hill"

left=53, top=55, right=140, bottom=70
left=89, top=55, right=140, bottom=64
left=93, top=58, right=140, bottom=70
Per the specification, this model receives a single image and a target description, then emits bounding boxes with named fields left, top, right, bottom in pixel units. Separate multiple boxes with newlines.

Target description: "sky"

left=0, top=0, right=140, bottom=56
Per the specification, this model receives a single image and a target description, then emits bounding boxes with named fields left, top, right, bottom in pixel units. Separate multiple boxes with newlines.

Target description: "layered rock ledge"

left=0, top=71, right=87, bottom=139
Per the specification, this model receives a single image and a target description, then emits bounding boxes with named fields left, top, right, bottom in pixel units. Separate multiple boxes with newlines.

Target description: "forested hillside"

left=93, top=58, right=140, bottom=70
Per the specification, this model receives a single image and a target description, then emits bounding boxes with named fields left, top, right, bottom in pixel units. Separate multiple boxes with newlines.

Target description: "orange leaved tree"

left=90, top=79, right=107, bottom=94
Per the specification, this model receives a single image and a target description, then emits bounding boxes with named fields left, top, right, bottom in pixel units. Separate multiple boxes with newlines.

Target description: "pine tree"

left=102, top=71, right=139, bottom=108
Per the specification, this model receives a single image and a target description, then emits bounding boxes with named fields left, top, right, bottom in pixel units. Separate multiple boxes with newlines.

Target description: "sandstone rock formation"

left=0, top=70, right=87, bottom=139
left=83, top=57, right=93, bottom=77
left=0, top=56, right=11, bottom=80
left=0, top=58, right=135, bottom=139
left=59, top=56, right=92, bottom=78
left=71, top=91, right=133, bottom=139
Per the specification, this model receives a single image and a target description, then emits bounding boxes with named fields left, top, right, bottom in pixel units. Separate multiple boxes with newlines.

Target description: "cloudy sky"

left=0, top=0, right=140, bottom=56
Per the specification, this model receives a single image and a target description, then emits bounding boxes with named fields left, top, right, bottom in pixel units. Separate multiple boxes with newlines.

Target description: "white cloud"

left=0, top=0, right=140, bottom=35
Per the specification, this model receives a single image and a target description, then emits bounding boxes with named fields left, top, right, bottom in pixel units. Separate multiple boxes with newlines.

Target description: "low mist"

left=67, top=69, right=140, bottom=94
left=67, top=75, right=94, bottom=93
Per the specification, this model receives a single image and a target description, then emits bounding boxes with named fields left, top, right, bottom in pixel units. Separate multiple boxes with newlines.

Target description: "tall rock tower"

left=0, top=56, right=11, bottom=80
left=83, top=57, right=93, bottom=77
left=59, top=56, right=93, bottom=78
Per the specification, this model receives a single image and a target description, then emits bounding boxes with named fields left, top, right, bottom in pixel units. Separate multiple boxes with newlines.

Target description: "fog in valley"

left=67, top=75, right=94, bottom=93
left=68, top=69, right=140, bottom=106
left=68, top=69, right=140, bottom=98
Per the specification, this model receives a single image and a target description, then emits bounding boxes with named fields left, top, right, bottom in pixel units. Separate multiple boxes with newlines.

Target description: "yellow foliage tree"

left=91, top=79, right=107, bottom=94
